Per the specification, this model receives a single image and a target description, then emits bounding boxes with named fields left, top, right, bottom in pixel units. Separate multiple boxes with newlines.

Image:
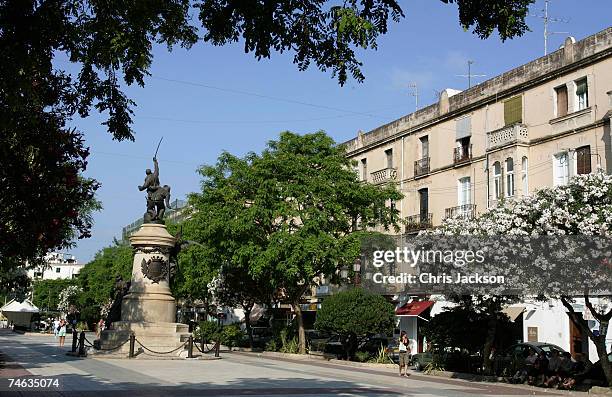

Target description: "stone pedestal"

left=98, top=223, right=190, bottom=357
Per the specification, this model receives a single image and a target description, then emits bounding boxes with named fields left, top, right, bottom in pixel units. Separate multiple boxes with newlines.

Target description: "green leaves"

left=315, top=288, right=395, bottom=337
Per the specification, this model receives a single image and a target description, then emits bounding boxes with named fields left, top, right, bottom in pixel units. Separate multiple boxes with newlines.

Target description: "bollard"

left=214, top=340, right=220, bottom=358
left=78, top=331, right=86, bottom=356
left=129, top=333, right=135, bottom=358
left=71, top=329, right=78, bottom=353
left=188, top=335, right=193, bottom=358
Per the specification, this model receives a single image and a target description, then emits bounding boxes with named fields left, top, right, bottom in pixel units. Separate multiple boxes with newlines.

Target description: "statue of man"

left=138, top=157, right=171, bottom=222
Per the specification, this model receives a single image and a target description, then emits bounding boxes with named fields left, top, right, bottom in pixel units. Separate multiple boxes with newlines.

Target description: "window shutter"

left=576, top=146, right=591, bottom=175
left=575, top=79, right=587, bottom=96
left=556, top=86, right=568, bottom=117
left=504, top=96, right=522, bottom=125
left=456, top=116, right=472, bottom=139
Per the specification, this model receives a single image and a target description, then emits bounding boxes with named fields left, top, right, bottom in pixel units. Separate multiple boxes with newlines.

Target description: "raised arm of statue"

left=153, top=157, right=159, bottom=179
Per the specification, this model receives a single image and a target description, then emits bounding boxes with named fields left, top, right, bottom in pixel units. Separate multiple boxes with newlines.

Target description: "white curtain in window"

left=458, top=177, right=471, bottom=206
left=521, top=157, right=528, bottom=195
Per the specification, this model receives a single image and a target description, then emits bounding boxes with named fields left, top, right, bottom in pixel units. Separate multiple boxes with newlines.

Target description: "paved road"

left=0, top=330, right=569, bottom=396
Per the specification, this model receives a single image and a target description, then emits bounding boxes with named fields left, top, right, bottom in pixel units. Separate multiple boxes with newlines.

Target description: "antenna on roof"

left=531, top=0, right=569, bottom=55
left=456, top=60, right=486, bottom=89
left=408, top=82, right=419, bottom=112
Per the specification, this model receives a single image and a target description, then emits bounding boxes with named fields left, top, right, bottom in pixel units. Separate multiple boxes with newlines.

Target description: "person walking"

left=58, top=319, right=67, bottom=347
left=53, top=317, right=60, bottom=339
left=96, top=318, right=105, bottom=338
left=398, top=331, right=411, bottom=377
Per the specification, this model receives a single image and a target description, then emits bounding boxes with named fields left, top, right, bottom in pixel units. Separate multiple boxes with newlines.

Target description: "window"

left=420, top=136, right=429, bottom=159
left=361, top=158, right=367, bottom=181
left=34, top=272, right=43, bottom=278
left=458, top=177, right=471, bottom=206
left=493, top=162, right=502, bottom=199
left=576, top=146, right=592, bottom=175
left=385, top=148, right=393, bottom=169
left=505, top=158, right=514, bottom=197
left=456, top=116, right=471, bottom=140
left=575, top=78, right=588, bottom=111
left=521, top=157, right=529, bottom=195
left=418, top=188, right=429, bottom=219
left=555, top=85, right=568, bottom=117
left=56, top=267, right=61, bottom=273
left=553, top=152, right=569, bottom=186
left=504, top=96, right=522, bottom=125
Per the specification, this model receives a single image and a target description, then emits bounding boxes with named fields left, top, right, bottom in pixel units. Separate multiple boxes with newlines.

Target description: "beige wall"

left=348, top=40, right=612, bottom=233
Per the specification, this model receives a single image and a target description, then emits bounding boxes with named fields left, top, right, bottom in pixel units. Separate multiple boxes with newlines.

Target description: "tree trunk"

left=594, top=321, right=612, bottom=386
left=292, top=300, right=307, bottom=354
left=244, top=306, right=253, bottom=348
left=482, top=316, right=497, bottom=375
left=561, top=295, right=612, bottom=386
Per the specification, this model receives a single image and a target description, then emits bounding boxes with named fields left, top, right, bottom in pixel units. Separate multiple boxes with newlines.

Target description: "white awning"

left=1, top=299, right=39, bottom=313
left=502, top=306, right=525, bottom=322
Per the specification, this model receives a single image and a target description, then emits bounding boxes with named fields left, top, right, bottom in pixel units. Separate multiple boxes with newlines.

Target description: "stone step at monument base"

left=93, top=321, right=190, bottom=359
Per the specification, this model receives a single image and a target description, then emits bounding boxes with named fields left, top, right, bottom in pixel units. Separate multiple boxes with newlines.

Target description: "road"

left=0, top=330, right=570, bottom=396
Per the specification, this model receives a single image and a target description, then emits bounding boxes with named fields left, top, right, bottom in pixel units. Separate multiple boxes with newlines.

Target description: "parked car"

left=250, top=327, right=273, bottom=348
left=411, top=346, right=466, bottom=371
left=323, top=334, right=345, bottom=358
left=305, top=330, right=330, bottom=352
left=493, top=342, right=567, bottom=376
left=323, top=334, right=390, bottom=359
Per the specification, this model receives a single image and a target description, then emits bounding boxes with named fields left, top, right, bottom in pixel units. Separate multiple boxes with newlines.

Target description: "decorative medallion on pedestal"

left=141, top=255, right=169, bottom=284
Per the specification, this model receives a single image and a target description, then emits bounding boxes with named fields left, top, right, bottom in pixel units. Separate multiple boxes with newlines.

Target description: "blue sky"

left=68, top=0, right=612, bottom=262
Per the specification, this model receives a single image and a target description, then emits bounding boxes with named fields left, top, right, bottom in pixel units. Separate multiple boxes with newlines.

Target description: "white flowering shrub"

left=57, top=285, right=83, bottom=313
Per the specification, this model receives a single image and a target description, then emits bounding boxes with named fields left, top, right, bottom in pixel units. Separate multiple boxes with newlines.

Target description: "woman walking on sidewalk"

left=398, top=331, right=411, bottom=377
left=57, top=319, right=67, bottom=347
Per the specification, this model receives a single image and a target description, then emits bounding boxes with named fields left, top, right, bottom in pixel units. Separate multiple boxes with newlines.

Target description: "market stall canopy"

left=395, top=300, right=434, bottom=316
left=1, top=299, right=39, bottom=313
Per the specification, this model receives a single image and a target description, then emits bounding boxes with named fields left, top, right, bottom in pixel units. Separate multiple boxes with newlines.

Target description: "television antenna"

left=408, top=82, right=419, bottom=112
left=531, top=0, right=569, bottom=55
left=456, top=60, right=487, bottom=89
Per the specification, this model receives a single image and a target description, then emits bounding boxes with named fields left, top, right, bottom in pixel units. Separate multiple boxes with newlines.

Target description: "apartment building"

left=27, top=252, right=84, bottom=280
left=339, top=28, right=612, bottom=358
left=344, top=29, right=612, bottom=233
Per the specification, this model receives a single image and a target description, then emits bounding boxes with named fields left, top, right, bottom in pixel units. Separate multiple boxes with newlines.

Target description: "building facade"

left=338, top=29, right=612, bottom=358
left=27, top=252, right=84, bottom=280
left=344, top=29, right=611, bottom=232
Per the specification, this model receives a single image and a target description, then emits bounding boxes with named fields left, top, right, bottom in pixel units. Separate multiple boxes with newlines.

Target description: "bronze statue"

left=139, top=156, right=172, bottom=223
left=105, top=276, right=131, bottom=329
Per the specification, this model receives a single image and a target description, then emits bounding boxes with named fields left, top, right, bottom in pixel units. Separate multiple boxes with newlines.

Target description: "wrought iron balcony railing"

left=444, top=204, right=477, bottom=220
left=414, top=157, right=430, bottom=177
left=370, top=167, right=397, bottom=184
left=453, top=145, right=472, bottom=165
left=405, top=213, right=433, bottom=233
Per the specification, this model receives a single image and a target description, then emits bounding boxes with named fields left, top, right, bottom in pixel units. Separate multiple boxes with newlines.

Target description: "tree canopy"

left=431, top=171, right=612, bottom=382
left=187, top=131, right=402, bottom=353
left=1, top=0, right=535, bottom=289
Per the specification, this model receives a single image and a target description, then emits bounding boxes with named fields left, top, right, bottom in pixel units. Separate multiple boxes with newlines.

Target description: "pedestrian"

left=96, top=318, right=105, bottom=338
left=58, top=319, right=67, bottom=347
left=53, top=317, right=60, bottom=339
left=398, top=331, right=410, bottom=377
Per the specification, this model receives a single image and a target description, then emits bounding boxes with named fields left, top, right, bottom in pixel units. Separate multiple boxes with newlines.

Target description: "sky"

left=66, top=0, right=612, bottom=262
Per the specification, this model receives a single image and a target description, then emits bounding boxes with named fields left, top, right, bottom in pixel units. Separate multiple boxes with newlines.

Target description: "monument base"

left=96, top=321, right=190, bottom=358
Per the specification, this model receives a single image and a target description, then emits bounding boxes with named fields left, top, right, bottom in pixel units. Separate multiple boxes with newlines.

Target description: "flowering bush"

left=57, top=285, right=82, bottom=314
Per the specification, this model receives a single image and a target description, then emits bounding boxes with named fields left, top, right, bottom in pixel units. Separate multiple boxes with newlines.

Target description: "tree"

left=188, top=131, right=402, bottom=353
left=208, top=263, right=275, bottom=347
left=1, top=0, right=534, bottom=281
left=76, top=241, right=133, bottom=324
left=32, top=279, right=75, bottom=312
left=315, top=288, right=395, bottom=359
left=431, top=171, right=612, bottom=383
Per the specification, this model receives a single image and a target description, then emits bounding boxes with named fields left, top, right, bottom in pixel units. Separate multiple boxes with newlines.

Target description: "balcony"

left=405, top=213, right=433, bottom=233
left=370, top=167, right=397, bottom=184
left=486, top=123, right=529, bottom=150
left=444, top=204, right=477, bottom=220
left=453, top=145, right=472, bottom=165
left=414, top=157, right=430, bottom=177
